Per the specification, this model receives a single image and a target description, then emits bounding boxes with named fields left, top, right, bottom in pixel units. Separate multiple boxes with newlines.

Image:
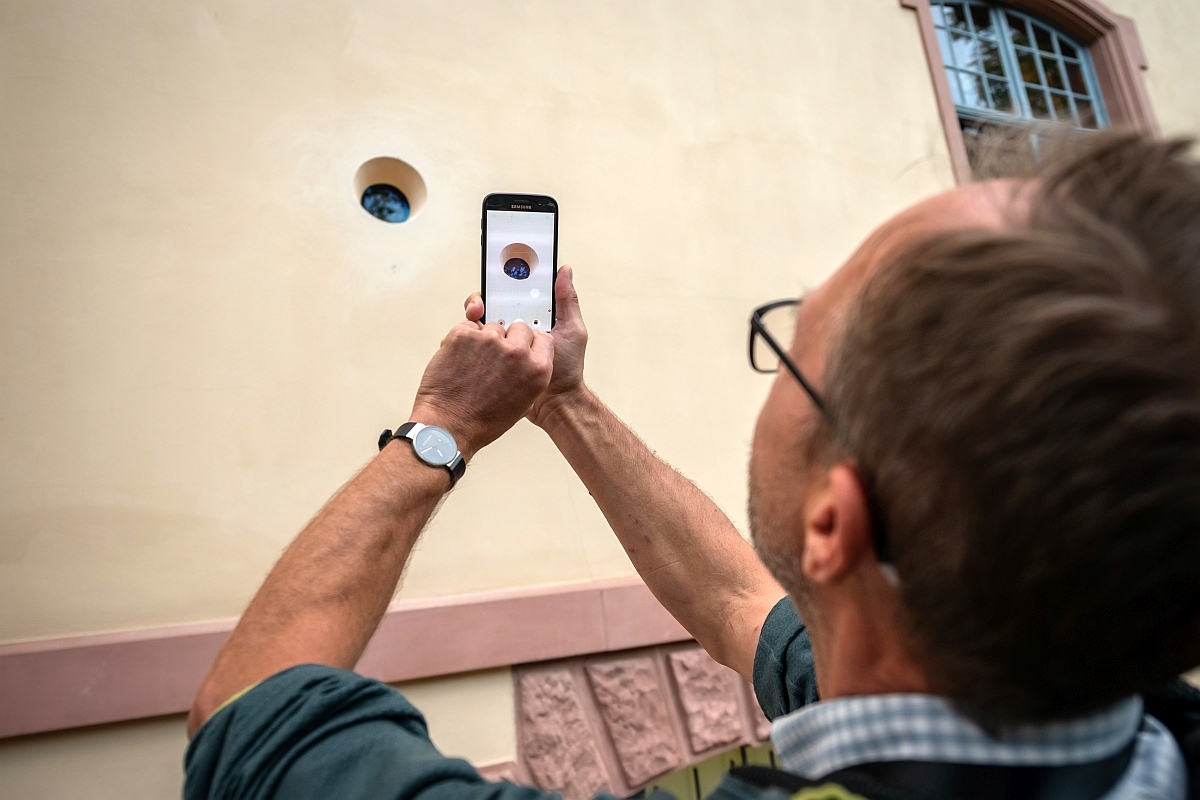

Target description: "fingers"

left=505, top=320, right=535, bottom=350
left=555, top=265, right=581, bottom=327
left=464, top=292, right=484, bottom=323
left=444, top=320, right=482, bottom=343
left=530, top=330, right=555, bottom=368
left=480, top=321, right=506, bottom=339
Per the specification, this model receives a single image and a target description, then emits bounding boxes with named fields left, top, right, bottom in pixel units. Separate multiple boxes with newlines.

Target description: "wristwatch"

left=378, top=422, right=466, bottom=489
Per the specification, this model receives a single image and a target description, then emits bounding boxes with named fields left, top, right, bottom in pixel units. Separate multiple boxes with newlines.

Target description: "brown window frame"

left=901, top=0, right=1157, bottom=183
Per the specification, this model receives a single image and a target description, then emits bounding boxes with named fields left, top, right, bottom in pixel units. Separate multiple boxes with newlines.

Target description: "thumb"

left=555, top=265, right=581, bottom=327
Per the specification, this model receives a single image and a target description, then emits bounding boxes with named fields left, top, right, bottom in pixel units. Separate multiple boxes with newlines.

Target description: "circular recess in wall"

left=500, top=242, right=539, bottom=279
left=354, top=157, right=427, bottom=223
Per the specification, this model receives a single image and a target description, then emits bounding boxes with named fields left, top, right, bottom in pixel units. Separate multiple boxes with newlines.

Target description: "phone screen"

left=482, top=196, right=556, bottom=332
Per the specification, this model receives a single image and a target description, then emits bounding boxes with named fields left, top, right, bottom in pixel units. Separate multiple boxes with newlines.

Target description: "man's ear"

left=801, top=464, right=875, bottom=584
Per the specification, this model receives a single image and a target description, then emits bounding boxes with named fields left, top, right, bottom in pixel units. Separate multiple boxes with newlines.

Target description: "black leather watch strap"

left=378, top=423, right=466, bottom=489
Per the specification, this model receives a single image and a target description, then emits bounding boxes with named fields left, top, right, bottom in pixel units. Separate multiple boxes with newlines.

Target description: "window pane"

left=1017, top=49, right=1040, bottom=84
left=969, top=4, right=995, bottom=36
left=1007, top=13, right=1031, bottom=47
left=960, top=72, right=988, bottom=108
left=1065, top=61, right=1088, bottom=94
left=1033, top=24, right=1055, bottom=53
left=1050, top=91, right=1073, bottom=121
left=950, top=69, right=969, bottom=105
left=945, top=6, right=1106, bottom=131
left=937, top=27, right=956, bottom=66
left=1076, top=98, right=1097, bottom=128
left=988, top=79, right=1014, bottom=113
left=1027, top=86, right=1052, bottom=118
left=951, top=31, right=981, bottom=72
left=943, top=3, right=969, bottom=31
left=980, top=38, right=1005, bottom=76
left=1042, top=56, right=1066, bottom=90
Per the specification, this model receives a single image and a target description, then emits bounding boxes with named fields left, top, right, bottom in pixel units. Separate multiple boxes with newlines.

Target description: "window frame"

left=900, top=0, right=1156, bottom=183
left=936, top=4, right=1109, bottom=129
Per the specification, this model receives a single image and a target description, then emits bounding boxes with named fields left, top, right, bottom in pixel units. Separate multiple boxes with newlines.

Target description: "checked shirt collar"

left=771, top=693, right=1185, bottom=800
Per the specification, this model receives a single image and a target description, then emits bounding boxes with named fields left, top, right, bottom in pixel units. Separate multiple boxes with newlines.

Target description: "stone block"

left=518, top=669, right=610, bottom=800
left=586, top=657, right=682, bottom=786
left=668, top=648, right=743, bottom=752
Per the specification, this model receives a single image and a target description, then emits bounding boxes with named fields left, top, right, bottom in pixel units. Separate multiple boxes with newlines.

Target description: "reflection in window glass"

left=1042, top=56, right=1066, bottom=91
left=969, top=4, right=994, bottom=35
left=980, top=38, right=1004, bottom=76
left=1017, top=49, right=1039, bottom=84
left=961, top=72, right=988, bottom=108
left=951, top=31, right=980, bottom=70
left=942, top=3, right=969, bottom=30
left=1006, top=12, right=1031, bottom=47
left=1076, top=98, right=1096, bottom=127
left=1028, top=87, right=1052, bottom=119
left=1065, top=61, right=1088, bottom=94
left=1033, top=24, right=1055, bottom=53
left=1051, top=91, right=1073, bottom=119
left=989, top=79, right=1014, bottom=113
left=932, top=2, right=1108, bottom=132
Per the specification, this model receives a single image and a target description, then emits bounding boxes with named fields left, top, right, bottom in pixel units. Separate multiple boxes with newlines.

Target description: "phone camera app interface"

left=486, top=210, right=554, bottom=331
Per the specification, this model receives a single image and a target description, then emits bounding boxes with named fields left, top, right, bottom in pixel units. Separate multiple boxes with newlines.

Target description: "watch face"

left=412, top=426, right=458, bottom=466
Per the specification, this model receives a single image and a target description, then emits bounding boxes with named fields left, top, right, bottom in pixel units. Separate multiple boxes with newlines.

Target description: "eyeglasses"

left=748, top=299, right=894, bottom=565
left=749, top=299, right=826, bottom=413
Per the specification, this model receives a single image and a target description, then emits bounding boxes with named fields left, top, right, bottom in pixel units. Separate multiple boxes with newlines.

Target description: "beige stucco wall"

left=0, top=0, right=952, bottom=643
left=1, top=1, right=1196, bottom=798
left=1105, top=0, right=1200, bottom=136
left=0, top=668, right=513, bottom=798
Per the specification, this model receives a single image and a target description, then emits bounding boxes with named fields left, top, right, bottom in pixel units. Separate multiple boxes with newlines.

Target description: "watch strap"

left=378, top=422, right=466, bottom=489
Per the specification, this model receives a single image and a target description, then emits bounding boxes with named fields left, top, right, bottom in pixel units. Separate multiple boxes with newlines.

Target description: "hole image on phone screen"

left=485, top=209, right=555, bottom=331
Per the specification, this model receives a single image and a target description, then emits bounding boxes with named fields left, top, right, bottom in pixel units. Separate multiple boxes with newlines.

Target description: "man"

left=185, top=132, right=1200, bottom=800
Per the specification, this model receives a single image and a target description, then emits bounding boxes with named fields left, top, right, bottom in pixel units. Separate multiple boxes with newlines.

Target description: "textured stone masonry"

left=517, top=669, right=610, bottom=800
left=587, top=657, right=683, bottom=785
left=514, top=643, right=772, bottom=798
left=668, top=648, right=743, bottom=753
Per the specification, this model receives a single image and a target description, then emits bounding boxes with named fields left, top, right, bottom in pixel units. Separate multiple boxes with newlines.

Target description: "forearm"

left=540, top=388, right=784, bottom=679
left=188, top=442, right=446, bottom=737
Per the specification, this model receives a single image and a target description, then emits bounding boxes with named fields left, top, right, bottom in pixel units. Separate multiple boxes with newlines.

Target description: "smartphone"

left=481, top=193, right=558, bottom=331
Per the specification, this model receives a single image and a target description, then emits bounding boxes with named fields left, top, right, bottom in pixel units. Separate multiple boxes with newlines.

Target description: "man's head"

left=749, top=132, right=1200, bottom=725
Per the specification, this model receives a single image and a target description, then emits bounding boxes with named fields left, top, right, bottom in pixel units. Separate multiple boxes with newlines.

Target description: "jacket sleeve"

left=184, top=664, right=613, bottom=800
left=751, top=597, right=819, bottom=720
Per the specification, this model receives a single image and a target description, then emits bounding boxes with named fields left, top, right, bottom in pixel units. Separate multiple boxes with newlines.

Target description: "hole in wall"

left=499, top=242, right=539, bottom=279
left=355, top=157, right=427, bottom=223
left=362, top=184, right=410, bottom=222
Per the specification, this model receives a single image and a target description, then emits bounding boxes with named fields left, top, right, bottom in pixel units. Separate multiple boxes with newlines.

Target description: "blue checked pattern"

left=771, top=693, right=1186, bottom=799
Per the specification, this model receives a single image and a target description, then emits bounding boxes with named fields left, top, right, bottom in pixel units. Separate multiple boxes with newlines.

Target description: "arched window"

left=933, top=2, right=1107, bottom=130
left=901, top=0, right=1155, bottom=182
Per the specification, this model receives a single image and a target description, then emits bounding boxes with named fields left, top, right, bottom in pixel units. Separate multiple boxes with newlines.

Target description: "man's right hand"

left=464, top=265, right=590, bottom=430
left=409, top=320, right=554, bottom=460
left=468, top=265, right=782, bottom=680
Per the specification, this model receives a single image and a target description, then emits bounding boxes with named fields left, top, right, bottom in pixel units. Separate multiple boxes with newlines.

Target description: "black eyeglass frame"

left=749, top=299, right=826, bottom=412
left=749, top=299, right=894, bottom=565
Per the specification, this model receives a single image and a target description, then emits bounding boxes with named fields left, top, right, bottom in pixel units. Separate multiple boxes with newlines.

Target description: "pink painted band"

left=0, top=577, right=690, bottom=740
